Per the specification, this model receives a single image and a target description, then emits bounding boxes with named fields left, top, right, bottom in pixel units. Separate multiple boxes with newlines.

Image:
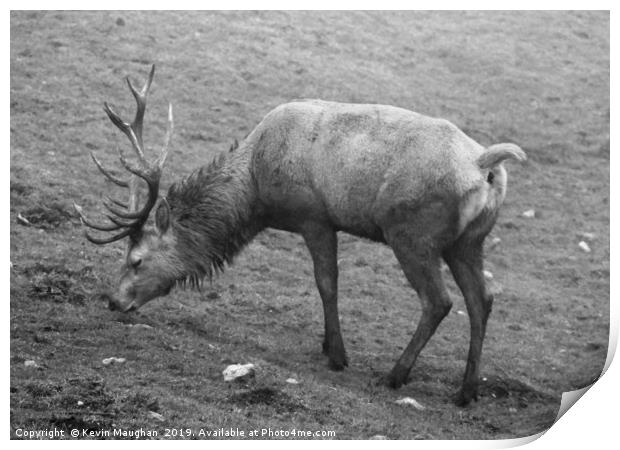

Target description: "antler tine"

left=103, top=102, right=145, bottom=162
left=103, top=198, right=138, bottom=219
left=90, top=152, right=129, bottom=187
left=126, top=64, right=155, bottom=148
left=103, top=179, right=160, bottom=221
left=73, top=202, right=126, bottom=232
left=113, top=149, right=162, bottom=221
left=84, top=227, right=134, bottom=245
left=111, top=138, right=161, bottom=224
left=105, top=214, right=137, bottom=228
left=157, top=103, right=174, bottom=169
left=105, top=196, right=128, bottom=209
left=115, top=143, right=150, bottom=179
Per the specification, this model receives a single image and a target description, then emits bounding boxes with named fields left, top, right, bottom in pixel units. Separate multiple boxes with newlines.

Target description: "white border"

left=6, top=3, right=615, bottom=448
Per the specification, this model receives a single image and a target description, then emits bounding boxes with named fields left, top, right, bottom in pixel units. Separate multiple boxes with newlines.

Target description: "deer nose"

left=108, top=297, right=136, bottom=313
left=97, top=291, right=117, bottom=311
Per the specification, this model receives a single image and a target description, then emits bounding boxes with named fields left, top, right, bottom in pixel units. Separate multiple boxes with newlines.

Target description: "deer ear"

left=155, top=198, right=170, bottom=234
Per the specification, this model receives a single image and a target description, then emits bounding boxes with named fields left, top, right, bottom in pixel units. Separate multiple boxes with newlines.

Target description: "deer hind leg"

left=383, top=229, right=453, bottom=389
left=302, top=223, right=348, bottom=371
left=443, top=237, right=492, bottom=406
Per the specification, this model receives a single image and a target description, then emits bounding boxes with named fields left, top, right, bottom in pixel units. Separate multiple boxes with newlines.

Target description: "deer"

left=74, top=65, right=526, bottom=406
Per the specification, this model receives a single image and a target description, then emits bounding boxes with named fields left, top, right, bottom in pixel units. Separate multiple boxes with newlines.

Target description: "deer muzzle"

left=99, top=288, right=137, bottom=312
left=107, top=297, right=137, bottom=313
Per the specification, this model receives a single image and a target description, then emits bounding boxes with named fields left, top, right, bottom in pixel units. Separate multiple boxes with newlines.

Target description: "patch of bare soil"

left=17, top=203, right=75, bottom=229
left=12, top=376, right=165, bottom=440
left=228, top=387, right=307, bottom=413
left=21, top=263, right=98, bottom=306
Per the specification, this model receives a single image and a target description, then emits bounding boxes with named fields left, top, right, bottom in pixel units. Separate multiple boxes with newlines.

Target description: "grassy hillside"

left=10, top=11, right=609, bottom=439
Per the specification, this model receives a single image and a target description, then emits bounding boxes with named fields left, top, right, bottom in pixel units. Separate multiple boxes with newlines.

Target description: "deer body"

left=248, top=100, right=494, bottom=240
left=77, top=67, right=526, bottom=406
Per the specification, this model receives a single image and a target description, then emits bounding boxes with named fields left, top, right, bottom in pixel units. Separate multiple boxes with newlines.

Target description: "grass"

left=10, top=11, right=609, bottom=439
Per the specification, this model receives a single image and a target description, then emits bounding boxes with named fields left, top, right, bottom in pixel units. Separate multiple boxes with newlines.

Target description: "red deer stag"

left=75, top=65, right=526, bottom=406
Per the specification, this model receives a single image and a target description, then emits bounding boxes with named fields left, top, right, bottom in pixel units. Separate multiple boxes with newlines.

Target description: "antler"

left=74, top=65, right=174, bottom=245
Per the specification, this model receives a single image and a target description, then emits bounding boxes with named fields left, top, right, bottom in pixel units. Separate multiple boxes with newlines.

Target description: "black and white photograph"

left=9, top=8, right=611, bottom=441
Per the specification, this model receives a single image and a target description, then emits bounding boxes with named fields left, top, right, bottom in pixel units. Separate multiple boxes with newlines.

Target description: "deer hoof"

left=327, top=353, right=348, bottom=371
left=455, top=387, right=478, bottom=407
left=382, top=365, right=410, bottom=389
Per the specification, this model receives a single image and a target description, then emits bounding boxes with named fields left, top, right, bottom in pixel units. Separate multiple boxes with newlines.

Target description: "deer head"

left=74, top=65, right=180, bottom=312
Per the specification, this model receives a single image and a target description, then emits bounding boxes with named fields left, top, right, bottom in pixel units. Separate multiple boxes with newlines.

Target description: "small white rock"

left=395, top=397, right=426, bottom=410
left=102, top=357, right=126, bottom=365
left=148, top=411, right=165, bottom=422
left=77, top=401, right=84, bottom=406
left=483, top=270, right=494, bottom=280
left=488, top=237, right=502, bottom=249
left=578, top=232, right=596, bottom=241
left=286, top=378, right=299, bottom=384
left=24, top=360, right=39, bottom=368
left=17, top=213, right=32, bottom=226
left=522, top=209, right=536, bottom=218
left=578, top=241, right=591, bottom=253
left=508, top=407, right=517, bottom=413
left=456, top=310, right=466, bottom=316
left=222, top=363, right=256, bottom=382
left=128, top=323, right=153, bottom=330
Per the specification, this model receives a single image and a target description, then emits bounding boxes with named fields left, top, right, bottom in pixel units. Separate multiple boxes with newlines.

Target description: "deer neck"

left=165, top=148, right=262, bottom=282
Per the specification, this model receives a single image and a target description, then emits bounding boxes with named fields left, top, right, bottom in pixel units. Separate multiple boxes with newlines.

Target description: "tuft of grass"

left=228, top=387, right=307, bottom=413
left=19, top=203, right=75, bottom=229
left=20, top=263, right=99, bottom=306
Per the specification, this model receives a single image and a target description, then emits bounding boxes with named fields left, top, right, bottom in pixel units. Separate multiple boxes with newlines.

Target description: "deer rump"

left=77, top=68, right=526, bottom=407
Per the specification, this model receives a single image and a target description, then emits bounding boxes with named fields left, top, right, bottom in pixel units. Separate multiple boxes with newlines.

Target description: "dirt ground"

left=10, top=11, right=609, bottom=439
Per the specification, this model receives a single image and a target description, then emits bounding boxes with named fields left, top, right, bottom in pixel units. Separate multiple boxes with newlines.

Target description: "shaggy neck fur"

left=165, top=148, right=261, bottom=286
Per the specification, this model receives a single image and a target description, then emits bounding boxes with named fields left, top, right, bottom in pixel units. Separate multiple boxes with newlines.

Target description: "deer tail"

left=477, top=143, right=527, bottom=169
